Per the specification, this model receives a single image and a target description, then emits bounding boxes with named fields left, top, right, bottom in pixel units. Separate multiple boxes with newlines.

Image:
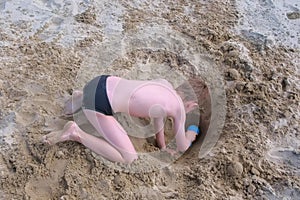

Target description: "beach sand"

left=0, top=0, right=299, bottom=199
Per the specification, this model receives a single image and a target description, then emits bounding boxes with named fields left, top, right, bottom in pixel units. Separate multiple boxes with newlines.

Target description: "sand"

left=0, top=0, right=299, bottom=199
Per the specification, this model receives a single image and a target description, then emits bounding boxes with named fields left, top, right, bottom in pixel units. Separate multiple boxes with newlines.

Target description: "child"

left=42, top=75, right=199, bottom=164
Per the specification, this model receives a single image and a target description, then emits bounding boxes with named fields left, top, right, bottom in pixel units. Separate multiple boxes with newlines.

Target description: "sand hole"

left=74, top=23, right=226, bottom=172
left=73, top=47, right=226, bottom=172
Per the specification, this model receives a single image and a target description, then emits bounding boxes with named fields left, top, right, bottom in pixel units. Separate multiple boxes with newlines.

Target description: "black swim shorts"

left=82, top=75, right=113, bottom=116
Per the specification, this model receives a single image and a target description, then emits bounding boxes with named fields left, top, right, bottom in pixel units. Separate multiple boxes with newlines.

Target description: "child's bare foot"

left=63, top=90, right=83, bottom=116
left=42, top=121, right=80, bottom=145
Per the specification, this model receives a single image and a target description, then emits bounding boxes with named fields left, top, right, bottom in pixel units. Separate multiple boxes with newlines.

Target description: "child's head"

left=175, top=80, right=199, bottom=113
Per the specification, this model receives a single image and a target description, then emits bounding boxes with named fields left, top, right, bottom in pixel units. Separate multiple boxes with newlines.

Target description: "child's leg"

left=42, top=121, right=125, bottom=163
left=64, top=90, right=83, bottom=115
left=82, top=109, right=137, bottom=163
left=42, top=110, right=138, bottom=163
left=154, top=117, right=166, bottom=149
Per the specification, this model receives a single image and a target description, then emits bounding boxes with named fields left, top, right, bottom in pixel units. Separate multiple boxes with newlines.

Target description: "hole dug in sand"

left=74, top=47, right=226, bottom=171
left=175, top=78, right=212, bottom=163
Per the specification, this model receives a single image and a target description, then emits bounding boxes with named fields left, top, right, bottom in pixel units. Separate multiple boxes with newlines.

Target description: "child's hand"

left=186, top=131, right=197, bottom=143
left=186, top=125, right=200, bottom=145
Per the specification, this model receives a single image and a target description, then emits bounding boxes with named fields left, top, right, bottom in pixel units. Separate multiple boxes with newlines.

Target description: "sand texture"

left=0, top=0, right=299, bottom=199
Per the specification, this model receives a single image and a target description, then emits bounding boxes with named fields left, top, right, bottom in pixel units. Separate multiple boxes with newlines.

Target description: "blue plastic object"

left=188, top=125, right=200, bottom=147
left=187, top=125, right=200, bottom=135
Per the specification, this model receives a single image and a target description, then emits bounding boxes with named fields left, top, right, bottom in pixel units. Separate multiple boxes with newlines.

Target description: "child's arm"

left=174, top=112, right=191, bottom=152
left=155, top=117, right=181, bottom=156
left=154, top=117, right=166, bottom=149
